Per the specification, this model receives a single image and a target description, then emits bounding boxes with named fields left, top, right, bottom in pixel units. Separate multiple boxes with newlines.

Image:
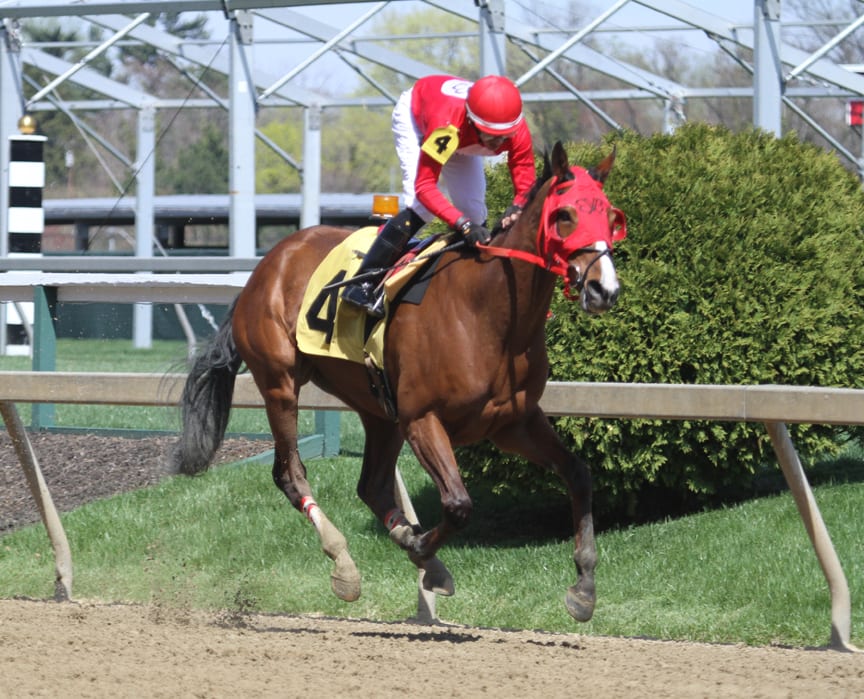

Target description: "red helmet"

left=465, top=75, right=524, bottom=136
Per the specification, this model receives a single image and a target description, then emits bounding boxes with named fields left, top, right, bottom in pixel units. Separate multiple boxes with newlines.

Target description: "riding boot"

left=342, top=208, right=425, bottom=317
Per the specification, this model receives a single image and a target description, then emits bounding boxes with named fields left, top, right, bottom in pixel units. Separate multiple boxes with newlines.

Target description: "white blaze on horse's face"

left=570, top=241, right=620, bottom=314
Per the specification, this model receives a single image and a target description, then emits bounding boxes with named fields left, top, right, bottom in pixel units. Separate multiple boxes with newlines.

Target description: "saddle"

left=296, top=226, right=447, bottom=418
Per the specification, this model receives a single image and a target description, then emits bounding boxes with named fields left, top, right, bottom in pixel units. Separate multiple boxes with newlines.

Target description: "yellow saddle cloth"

left=296, top=226, right=446, bottom=368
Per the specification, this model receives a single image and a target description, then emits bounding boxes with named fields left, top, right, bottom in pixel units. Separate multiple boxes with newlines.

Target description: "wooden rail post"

left=765, top=421, right=859, bottom=652
left=0, top=401, right=71, bottom=600
left=393, top=467, right=440, bottom=624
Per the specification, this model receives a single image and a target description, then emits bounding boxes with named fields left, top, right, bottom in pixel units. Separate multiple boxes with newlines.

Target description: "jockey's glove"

left=503, top=204, right=522, bottom=219
left=455, top=217, right=492, bottom=246
left=500, top=204, right=522, bottom=230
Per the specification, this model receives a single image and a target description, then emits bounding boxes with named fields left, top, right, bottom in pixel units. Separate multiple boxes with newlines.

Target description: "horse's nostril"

left=586, top=280, right=603, bottom=298
left=586, top=280, right=619, bottom=306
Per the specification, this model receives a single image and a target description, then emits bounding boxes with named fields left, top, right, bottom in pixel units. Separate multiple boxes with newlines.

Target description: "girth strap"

left=364, top=355, right=397, bottom=422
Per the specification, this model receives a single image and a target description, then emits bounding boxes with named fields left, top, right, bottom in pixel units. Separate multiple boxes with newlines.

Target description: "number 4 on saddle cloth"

left=297, top=226, right=447, bottom=411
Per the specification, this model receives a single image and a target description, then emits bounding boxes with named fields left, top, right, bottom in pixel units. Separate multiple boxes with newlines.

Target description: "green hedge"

left=471, top=123, right=864, bottom=527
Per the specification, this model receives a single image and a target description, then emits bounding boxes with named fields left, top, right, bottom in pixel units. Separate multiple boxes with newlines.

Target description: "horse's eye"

left=552, top=209, right=575, bottom=239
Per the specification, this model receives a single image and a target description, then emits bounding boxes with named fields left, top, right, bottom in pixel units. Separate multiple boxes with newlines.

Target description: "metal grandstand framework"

left=3, top=0, right=864, bottom=262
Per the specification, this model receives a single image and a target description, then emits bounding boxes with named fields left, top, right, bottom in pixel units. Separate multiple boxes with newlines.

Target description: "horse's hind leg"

left=232, top=248, right=360, bottom=602
left=491, top=408, right=596, bottom=622
left=259, top=383, right=361, bottom=602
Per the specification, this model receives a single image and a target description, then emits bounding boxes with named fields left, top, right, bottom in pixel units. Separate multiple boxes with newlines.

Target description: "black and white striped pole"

left=4, top=114, right=46, bottom=354
left=8, top=114, right=46, bottom=253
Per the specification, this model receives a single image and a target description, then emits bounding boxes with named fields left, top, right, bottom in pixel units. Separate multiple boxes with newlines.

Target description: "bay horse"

left=173, top=141, right=626, bottom=623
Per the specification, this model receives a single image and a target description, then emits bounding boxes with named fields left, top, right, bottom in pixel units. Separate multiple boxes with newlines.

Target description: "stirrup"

left=342, top=282, right=385, bottom=318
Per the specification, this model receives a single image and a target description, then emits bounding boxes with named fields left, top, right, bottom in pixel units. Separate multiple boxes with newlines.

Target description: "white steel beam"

left=25, top=12, right=151, bottom=108
left=301, top=105, right=322, bottom=228
left=515, top=0, right=630, bottom=88
left=0, top=0, right=377, bottom=19
left=478, top=0, right=507, bottom=75
left=84, top=13, right=324, bottom=107
left=786, top=13, right=864, bottom=81
left=753, top=0, right=781, bottom=135
left=637, top=0, right=864, bottom=96
left=258, top=1, right=388, bottom=103
left=428, top=0, right=685, bottom=98
left=20, top=48, right=152, bottom=108
left=256, top=5, right=442, bottom=82
left=133, top=105, right=156, bottom=348
left=228, top=11, right=257, bottom=258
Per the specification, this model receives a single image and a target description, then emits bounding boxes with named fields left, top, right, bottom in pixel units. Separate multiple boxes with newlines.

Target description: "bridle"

left=564, top=244, right=613, bottom=299
left=478, top=166, right=626, bottom=300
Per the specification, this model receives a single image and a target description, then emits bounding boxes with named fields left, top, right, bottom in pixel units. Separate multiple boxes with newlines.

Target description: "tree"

left=118, top=12, right=209, bottom=85
left=255, top=113, right=304, bottom=193
left=159, top=122, right=228, bottom=194
left=21, top=20, right=124, bottom=197
left=320, top=108, right=398, bottom=193
left=22, top=15, right=219, bottom=199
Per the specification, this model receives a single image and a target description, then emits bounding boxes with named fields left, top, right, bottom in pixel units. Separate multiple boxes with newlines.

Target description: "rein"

left=476, top=241, right=611, bottom=298
left=475, top=242, right=570, bottom=276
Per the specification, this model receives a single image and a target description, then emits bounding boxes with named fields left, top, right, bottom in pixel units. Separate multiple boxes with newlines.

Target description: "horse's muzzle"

left=580, top=277, right=619, bottom=314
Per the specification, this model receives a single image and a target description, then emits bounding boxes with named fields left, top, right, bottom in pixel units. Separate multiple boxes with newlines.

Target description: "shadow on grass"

left=352, top=450, right=864, bottom=545
left=340, top=417, right=864, bottom=544
left=355, top=477, right=574, bottom=548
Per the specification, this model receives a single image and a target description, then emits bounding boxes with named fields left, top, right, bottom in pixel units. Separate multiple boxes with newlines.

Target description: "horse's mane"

left=490, top=147, right=574, bottom=237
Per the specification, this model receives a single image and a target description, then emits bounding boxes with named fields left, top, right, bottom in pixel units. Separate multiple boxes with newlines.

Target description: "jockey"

left=342, top=74, right=536, bottom=316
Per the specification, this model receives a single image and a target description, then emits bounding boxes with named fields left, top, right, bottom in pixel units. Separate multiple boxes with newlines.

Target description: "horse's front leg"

left=354, top=413, right=454, bottom=596
left=385, top=413, right=468, bottom=592
left=491, top=408, right=596, bottom=622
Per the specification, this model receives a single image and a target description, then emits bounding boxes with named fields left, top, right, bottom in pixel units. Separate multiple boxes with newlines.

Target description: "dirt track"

left=2, top=598, right=863, bottom=698
left=3, top=434, right=864, bottom=696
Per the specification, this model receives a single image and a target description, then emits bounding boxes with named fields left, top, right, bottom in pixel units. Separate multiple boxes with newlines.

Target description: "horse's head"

left=535, top=142, right=626, bottom=314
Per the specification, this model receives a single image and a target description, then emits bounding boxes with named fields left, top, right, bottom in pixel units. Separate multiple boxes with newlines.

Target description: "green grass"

left=0, top=339, right=189, bottom=374
left=1, top=445, right=861, bottom=649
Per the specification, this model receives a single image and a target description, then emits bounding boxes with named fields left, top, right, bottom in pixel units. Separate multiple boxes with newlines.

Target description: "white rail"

left=0, top=271, right=250, bottom=304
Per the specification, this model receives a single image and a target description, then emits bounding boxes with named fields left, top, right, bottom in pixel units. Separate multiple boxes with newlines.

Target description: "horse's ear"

left=550, top=141, right=569, bottom=179
left=589, top=146, right=616, bottom=184
left=540, top=149, right=553, bottom=181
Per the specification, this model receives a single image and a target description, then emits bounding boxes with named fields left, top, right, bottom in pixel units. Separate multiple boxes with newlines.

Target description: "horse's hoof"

left=421, top=556, right=455, bottom=596
left=565, top=584, right=595, bottom=622
left=389, top=523, right=416, bottom=549
left=331, top=550, right=361, bottom=602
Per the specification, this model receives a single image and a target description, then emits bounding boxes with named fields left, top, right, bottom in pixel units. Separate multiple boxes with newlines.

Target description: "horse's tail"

left=172, top=299, right=243, bottom=476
